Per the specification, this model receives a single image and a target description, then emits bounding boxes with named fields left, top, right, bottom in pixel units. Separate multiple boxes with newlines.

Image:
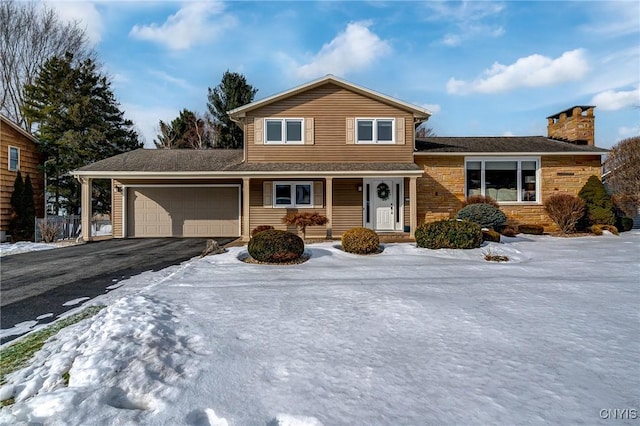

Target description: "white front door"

left=373, top=180, right=395, bottom=230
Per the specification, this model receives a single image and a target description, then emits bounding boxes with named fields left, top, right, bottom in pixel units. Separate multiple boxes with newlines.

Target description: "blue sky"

left=49, top=1, right=639, bottom=148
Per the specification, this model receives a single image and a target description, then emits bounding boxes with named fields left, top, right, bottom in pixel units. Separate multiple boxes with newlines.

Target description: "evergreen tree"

left=207, top=71, right=257, bottom=149
left=9, top=170, right=24, bottom=239
left=155, top=109, right=215, bottom=149
left=22, top=174, right=36, bottom=241
left=578, top=175, right=616, bottom=228
left=22, top=52, right=142, bottom=215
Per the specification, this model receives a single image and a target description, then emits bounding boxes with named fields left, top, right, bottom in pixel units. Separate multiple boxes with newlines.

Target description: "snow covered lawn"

left=1, top=233, right=638, bottom=425
left=0, top=242, right=59, bottom=257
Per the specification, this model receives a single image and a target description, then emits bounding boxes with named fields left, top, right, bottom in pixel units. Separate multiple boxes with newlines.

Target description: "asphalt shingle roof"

left=414, top=136, right=608, bottom=154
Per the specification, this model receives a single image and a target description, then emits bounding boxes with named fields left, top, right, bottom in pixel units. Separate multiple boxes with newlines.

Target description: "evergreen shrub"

left=415, top=220, right=483, bottom=249
left=462, top=195, right=500, bottom=209
left=341, top=227, right=380, bottom=254
left=456, top=203, right=507, bottom=229
left=247, top=229, right=304, bottom=263
left=251, top=225, right=274, bottom=237
left=578, top=175, right=616, bottom=227
left=590, top=224, right=619, bottom=236
left=482, top=229, right=501, bottom=243
left=616, top=217, right=633, bottom=232
left=517, top=224, right=544, bottom=235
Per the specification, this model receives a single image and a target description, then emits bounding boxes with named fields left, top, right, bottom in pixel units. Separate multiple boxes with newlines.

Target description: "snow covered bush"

left=341, top=227, right=380, bottom=254
left=247, top=229, right=304, bottom=263
left=543, top=194, right=585, bottom=234
left=415, top=220, right=483, bottom=249
left=456, top=204, right=506, bottom=229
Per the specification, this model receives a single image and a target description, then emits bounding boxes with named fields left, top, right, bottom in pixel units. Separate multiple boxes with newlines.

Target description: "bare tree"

left=605, top=136, right=640, bottom=217
left=0, top=0, right=92, bottom=130
left=416, top=125, right=436, bottom=138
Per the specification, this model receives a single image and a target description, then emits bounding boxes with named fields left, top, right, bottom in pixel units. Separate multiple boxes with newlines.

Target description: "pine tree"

left=578, top=175, right=616, bottom=228
left=21, top=174, right=36, bottom=240
left=207, top=71, right=257, bottom=149
left=22, top=52, right=142, bottom=215
left=9, top=170, right=24, bottom=240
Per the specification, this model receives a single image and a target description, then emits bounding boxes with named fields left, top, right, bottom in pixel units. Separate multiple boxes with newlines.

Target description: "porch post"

left=80, top=177, right=92, bottom=241
left=325, top=177, right=333, bottom=238
left=242, top=177, right=251, bottom=241
left=409, top=176, right=417, bottom=238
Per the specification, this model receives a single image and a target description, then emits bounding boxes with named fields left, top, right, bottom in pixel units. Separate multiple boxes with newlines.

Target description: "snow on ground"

left=0, top=242, right=58, bottom=257
left=1, top=233, right=638, bottom=425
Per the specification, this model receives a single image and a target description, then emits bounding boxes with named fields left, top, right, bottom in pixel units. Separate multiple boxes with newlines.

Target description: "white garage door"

left=127, top=187, right=239, bottom=237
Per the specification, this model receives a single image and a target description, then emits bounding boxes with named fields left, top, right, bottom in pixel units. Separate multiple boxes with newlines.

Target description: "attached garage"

left=126, top=186, right=240, bottom=237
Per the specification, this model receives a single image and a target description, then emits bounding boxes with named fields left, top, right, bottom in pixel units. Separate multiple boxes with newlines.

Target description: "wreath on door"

left=377, top=183, right=390, bottom=200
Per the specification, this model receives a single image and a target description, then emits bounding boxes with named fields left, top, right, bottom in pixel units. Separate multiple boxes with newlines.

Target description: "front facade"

left=0, top=114, right=45, bottom=242
left=73, top=77, right=606, bottom=241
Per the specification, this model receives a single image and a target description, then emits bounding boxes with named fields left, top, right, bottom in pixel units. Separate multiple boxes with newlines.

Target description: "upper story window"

left=356, top=118, right=395, bottom=144
left=8, top=146, right=19, bottom=171
left=265, top=118, right=304, bottom=144
left=273, top=181, right=313, bottom=207
left=466, top=157, right=539, bottom=203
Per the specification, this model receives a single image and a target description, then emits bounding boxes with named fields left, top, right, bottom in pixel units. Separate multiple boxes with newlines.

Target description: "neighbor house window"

left=273, top=181, right=313, bottom=207
left=8, top=146, right=19, bottom=171
left=265, top=118, right=304, bottom=144
left=356, top=118, right=395, bottom=144
left=465, top=157, right=539, bottom=203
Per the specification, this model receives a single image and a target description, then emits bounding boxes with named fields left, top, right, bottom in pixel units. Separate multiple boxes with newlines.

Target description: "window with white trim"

left=273, top=181, right=313, bottom=207
left=466, top=158, right=539, bottom=203
left=8, top=146, right=19, bottom=171
left=265, top=118, right=304, bottom=144
left=356, top=118, right=395, bottom=144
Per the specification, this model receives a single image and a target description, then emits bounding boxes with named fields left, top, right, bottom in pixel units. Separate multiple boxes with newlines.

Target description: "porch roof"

left=414, top=136, right=608, bottom=154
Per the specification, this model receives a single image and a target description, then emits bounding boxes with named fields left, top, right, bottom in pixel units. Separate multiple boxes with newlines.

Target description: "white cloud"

left=47, top=1, right=103, bottom=45
left=618, top=125, right=640, bottom=137
left=425, top=1, right=505, bottom=46
left=148, top=70, right=194, bottom=91
left=123, top=104, right=180, bottom=148
left=582, top=2, right=640, bottom=37
left=419, top=103, right=441, bottom=114
left=296, top=21, right=391, bottom=79
left=129, top=1, right=236, bottom=50
left=447, top=49, right=589, bottom=94
left=590, top=87, right=640, bottom=111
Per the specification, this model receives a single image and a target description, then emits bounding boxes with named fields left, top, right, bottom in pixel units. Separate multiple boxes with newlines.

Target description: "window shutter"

left=313, top=181, right=323, bottom=207
left=263, top=181, right=272, bottom=207
left=396, top=117, right=405, bottom=145
left=254, top=117, right=264, bottom=144
left=346, top=118, right=355, bottom=144
left=305, top=118, right=314, bottom=145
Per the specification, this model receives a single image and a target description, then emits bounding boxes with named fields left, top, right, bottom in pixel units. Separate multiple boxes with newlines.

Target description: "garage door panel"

left=128, top=187, right=239, bottom=237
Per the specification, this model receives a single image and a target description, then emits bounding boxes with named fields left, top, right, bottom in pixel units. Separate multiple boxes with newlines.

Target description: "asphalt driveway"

left=0, top=238, right=235, bottom=344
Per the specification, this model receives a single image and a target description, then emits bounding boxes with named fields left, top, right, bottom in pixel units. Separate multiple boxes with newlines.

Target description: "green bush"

left=341, top=227, right=380, bottom=254
left=247, top=229, right=304, bottom=263
left=456, top=203, right=507, bottom=229
left=578, top=175, right=616, bottom=227
left=462, top=194, right=500, bottom=208
left=415, top=220, right=483, bottom=249
left=616, top=216, right=634, bottom=232
left=251, top=225, right=274, bottom=237
left=482, top=229, right=501, bottom=243
left=517, top=224, right=544, bottom=235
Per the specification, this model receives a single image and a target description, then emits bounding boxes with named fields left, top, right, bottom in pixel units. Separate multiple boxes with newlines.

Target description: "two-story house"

left=72, top=75, right=606, bottom=241
left=0, top=114, right=45, bottom=242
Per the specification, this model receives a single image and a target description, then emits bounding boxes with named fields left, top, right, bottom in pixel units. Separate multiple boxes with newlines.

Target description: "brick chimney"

left=547, top=105, right=595, bottom=146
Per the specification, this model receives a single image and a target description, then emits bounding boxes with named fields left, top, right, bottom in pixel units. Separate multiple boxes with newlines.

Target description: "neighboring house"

left=72, top=76, right=607, bottom=241
left=0, top=114, right=45, bottom=242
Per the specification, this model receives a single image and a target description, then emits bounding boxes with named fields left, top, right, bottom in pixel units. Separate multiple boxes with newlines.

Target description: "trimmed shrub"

left=247, top=229, right=304, bottom=263
left=456, top=203, right=507, bottom=229
left=282, top=212, right=328, bottom=240
left=517, top=224, right=544, bottom=235
left=544, top=194, right=585, bottom=234
left=578, top=175, right=616, bottom=227
left=482, top=229, right=501, bottom=243
left=415, top=220, right=483, bottom=249
left=341, top=227, right=380, bottom=254
left=616, top=216, right=634, bottom=232
left=462, top=194, right=500, bottom=209
left=590, top=224, right=619, bottom=236
left=251, top=225, right=274, bottom=237
left=498, top=225, right=518, bottom=237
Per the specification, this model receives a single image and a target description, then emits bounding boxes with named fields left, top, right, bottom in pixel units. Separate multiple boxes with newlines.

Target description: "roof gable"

left=1, top=113, right=39, bottom=145
left=228, top=75, right=431, bottom=120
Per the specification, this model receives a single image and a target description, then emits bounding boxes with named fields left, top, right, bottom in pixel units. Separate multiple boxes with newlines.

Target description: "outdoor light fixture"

left=357, top=184, right=363, bottom=192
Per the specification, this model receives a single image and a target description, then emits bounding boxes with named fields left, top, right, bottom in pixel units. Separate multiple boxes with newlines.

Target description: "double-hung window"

left=8, top=146, right=19, bottom=171
left=356, top=118, right=395, bottom=144
left=265, top=118, right=304, bottom=144
left=466, top=158, right=539, bottom=203
left=274, top=181, right=313, bottom=207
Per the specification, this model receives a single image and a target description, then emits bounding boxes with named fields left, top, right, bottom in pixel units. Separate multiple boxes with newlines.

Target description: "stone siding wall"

left=415, top=155, right=603, bottom=232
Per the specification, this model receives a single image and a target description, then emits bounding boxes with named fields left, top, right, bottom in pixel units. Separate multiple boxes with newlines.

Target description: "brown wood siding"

left=249, top=179, right=327, bottom=238
left=0, top=121, right=44, bottom=233
left=332, top=178, right=363, bottom=236
left=113, top=179, right=242, bottom=238
left=245, top=83, right=414, bottom=163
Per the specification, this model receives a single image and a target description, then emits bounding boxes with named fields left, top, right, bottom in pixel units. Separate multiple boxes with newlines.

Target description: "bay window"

left=465, top=158, right=539, bottom=203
